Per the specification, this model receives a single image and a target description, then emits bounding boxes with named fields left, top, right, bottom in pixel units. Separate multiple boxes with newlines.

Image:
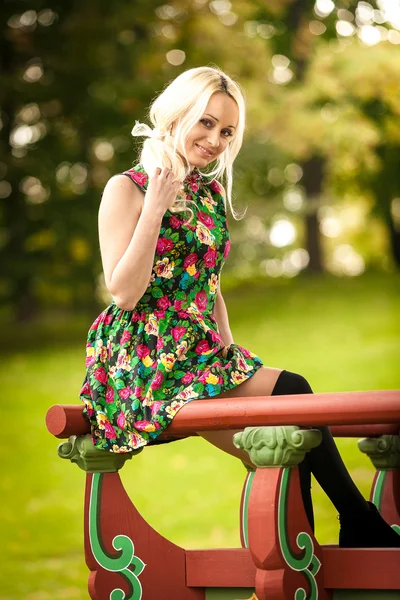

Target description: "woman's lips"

left=195, top=143, right=213, bottom=158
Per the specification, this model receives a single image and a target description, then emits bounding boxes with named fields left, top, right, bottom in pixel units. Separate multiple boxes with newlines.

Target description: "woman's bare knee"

left=198, top=366, right=283, bottom=464
left=212, top=366, right=283, bottom=400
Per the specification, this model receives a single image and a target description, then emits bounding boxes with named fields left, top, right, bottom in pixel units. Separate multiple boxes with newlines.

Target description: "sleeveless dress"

left=79, top=163, right=264, bottom=452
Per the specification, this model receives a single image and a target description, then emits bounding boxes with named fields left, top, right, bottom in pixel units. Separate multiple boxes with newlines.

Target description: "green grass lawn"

left=1, top=272, right=399, bottom=599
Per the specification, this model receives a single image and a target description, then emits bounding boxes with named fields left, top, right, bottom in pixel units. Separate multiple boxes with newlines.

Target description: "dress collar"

left=136, top=163, right=207, bottom=188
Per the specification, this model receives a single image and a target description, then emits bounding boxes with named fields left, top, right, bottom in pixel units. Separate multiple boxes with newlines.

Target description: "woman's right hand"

left=144, top=167, right=182, bottom=215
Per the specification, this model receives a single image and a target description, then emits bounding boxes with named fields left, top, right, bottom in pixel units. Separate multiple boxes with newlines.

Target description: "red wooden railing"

left=46, top=390, right=400, bottom=600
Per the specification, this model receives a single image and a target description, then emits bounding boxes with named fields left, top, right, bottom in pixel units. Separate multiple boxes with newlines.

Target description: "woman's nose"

left=206, top=129, right=220, bottom=147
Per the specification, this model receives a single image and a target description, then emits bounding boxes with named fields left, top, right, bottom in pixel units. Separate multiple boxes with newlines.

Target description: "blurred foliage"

left=1, top=0, right=400, bottom=320
left=1, top=272, right=399, bottom=599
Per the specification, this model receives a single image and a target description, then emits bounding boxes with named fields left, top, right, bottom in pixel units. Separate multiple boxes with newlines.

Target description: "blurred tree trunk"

left=262, top=0, right=326, bottom=272
left=302, top=156, right=324, bottom=273
left=0, top=26, right=38, bottom=320
left=371, top=144, right=400, bottom=269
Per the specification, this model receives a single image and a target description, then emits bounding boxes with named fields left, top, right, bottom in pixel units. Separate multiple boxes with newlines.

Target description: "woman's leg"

left=197, top=366, right=400, bottom=547
left=198, top=366, right=315, bottom=530
left=271, top=370, right=370, bottom=517
left=199, top=366, right=368, bottom=515
left=198, top=366, right=282, bottom=465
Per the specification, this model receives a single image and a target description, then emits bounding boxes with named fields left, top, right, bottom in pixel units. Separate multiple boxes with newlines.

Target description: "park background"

left=1, top=0, right=400, bottom=598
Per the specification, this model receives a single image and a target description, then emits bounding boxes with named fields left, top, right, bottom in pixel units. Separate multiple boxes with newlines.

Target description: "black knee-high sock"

left=271, top=370, right=370, bottom=518
left=272, top=373, right=314, bottom=531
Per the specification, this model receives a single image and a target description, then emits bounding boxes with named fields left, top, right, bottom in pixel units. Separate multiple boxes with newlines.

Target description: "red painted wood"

left=46, top=390, right=400, bottom=438
left=185, top=546, right=400, bottom=590
left=330, top=424, right=400, bottom=437
left=46, top=404, right=89, bottom=438
left=371, top=470, right=400, bottom=528
left=186, top=549, right=256, bottom=587
left=83, top=472, right=204, bottom=600
left=247, top=468, right=331, bottom=600
left=322, top=547, right=400, bottom=589
left=166, top=391, right=400, bottom=433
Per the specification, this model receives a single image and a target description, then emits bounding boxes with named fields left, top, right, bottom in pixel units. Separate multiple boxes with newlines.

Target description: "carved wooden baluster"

left=57, top=434, right=204, bottom=600
left=235, top=425, right=332, bottom=600
left=359, top=434, right=400, bottom=535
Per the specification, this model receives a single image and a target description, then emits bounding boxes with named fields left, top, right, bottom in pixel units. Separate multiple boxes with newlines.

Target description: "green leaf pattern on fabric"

left=79, top=164, right=263, bottom=452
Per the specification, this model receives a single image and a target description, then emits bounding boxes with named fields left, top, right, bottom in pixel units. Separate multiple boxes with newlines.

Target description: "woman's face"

left=174, top=91, right=239, bottom=169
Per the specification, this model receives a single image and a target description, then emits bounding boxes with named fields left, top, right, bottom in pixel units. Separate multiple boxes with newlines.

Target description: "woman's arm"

left=99, top=175, right=165, bottom=311
left=213, top=286, right=234, bottom=346
left=212, top=180, right=234, bottom=346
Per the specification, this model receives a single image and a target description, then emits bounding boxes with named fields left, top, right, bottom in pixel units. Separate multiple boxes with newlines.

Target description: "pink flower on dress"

left=129, top=170, right=148, bottom=187
left=84, top=402, right=95, bottom=418
left=173, top=299, right=184, bottom=311
left=171, top=326, right=186, bottom=342
left=182, top=372, right=195, bottom=384
left=90, top=314, right=102, bottom=331
left=198, top=370, right=211, bottom=384
left=151, top=371, right=164, bottom=390
left=94, top=367, right=107, bottom=384
left=80, top=380, right=91, bottom=396
left=120, top=330, right=131, bottom=345
left=156, top=238, right=174, bottom=255
left=185, top=175, right=199, bottom=193
left=209, top=329, right=223, bottom=344
left=204, top=249, right=217, bottom=268
left=210, top=180, right=221, bottom=194
left=195, top=290, right=208, bottom=312
left=183, top=252, right=198, bottom=268
left=240, top=347, right=251, bottom=358
left=86, top=356, right=95, bottom=368
left=154, top=310, right=165, bottom=319
left=136, top=344, right=150, bottom=359
left=195, top=339, right=211, bottom=355
left=169, top=216, right=182, bottom=229
left=119, top=387, right=133, bottom=400
left=104, top=315, right=113, bottom=325
left=117, top=411, right=126, bottom=429
left=157, top=295, right=172, bottom=310
left=198, top=212, right=215, bottom=229
left=223, top=239, right=231, bottom=260
left=156, top=337, right=164, bottom=351
left=134, top=420, right=152, bottom=431
left=105, top=385, right=115, bottom=403
left=151, top=401, right=163, bottom=415
left=104, top=422, right=117, bottom=439
left=134, top=386, right=144, bottom=399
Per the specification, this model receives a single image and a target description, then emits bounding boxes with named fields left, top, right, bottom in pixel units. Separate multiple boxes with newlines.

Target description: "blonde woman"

left=80, top=66, right=399, bottom=548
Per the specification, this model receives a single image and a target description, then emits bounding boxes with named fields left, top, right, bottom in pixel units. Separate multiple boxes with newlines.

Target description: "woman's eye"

left=200, top=119, right=233, bottom=137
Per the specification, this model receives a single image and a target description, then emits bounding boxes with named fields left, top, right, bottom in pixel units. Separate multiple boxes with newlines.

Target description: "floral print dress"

left=79, top=163, right=263, bottom=452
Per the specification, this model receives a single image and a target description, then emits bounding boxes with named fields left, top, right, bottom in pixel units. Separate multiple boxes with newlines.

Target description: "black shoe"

left=339, top=502, right=400, bottom=548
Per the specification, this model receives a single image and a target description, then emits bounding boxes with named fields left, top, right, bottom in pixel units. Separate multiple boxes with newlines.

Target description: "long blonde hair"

left=131, top=65, right=246, bottom=221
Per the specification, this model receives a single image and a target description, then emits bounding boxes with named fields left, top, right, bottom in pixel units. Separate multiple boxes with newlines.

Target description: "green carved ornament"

left=57, top=434, right=141, bottom=473
left=233, top=426, right=322, bottom=468
left=358, top=435, right=400, bottom=470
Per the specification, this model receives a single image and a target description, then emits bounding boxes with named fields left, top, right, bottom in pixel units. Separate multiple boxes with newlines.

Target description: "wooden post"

left=359, top=435, right=400, bottom=535
left=58, top=434, right=204, bottom=600
left=235, top=425, right=332, bottom=600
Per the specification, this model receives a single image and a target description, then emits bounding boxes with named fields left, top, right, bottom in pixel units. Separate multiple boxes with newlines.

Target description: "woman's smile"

left=195, top=143, right=214, bottom=158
